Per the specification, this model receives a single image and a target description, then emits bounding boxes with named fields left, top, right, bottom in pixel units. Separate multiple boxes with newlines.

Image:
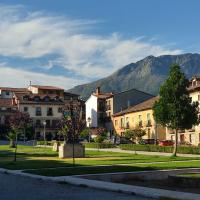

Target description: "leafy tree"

left=7, top=111, right=32, bottom=161
left=124, top=127, right=146, bottom=143
left=58, top=111, right=85, bottom=144
left=153, top=64, right=199, bottom=156
left=80, top=128, right=90, bottom=140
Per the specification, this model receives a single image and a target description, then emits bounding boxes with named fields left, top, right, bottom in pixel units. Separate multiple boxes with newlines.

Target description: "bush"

left=37, top=141, right=53, bottom=146
left=119, top=144, right=200, bottom=154
left=83, top=142, right=116, bottom=149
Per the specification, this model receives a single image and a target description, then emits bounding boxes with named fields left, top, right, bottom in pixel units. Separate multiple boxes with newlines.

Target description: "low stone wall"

left=77, top=168, right=200, bottom=182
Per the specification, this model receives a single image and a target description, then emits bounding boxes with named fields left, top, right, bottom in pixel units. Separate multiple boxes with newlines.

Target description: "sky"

left=0, top=0, right=200, bottom=89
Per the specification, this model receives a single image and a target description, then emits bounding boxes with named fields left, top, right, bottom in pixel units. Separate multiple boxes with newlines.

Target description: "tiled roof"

left=113, top=96, right=159, bottom=117
left=0, top=87, right=28, bottom=92
left=15, top=93, right=64, bottom=105
left=30, top=85, right=64, bottom=90
left=0, top=99, right=15, bottom=107
left=93, top=93, right=113, bottom=99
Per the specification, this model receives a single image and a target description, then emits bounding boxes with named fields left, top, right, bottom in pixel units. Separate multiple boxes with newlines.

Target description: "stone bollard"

left=52, top=141, right=60, bottom=152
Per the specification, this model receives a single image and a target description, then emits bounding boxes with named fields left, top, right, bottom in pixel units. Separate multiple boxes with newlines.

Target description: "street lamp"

left=87, top=117, right=91, bottom=142
left=43, top=120, right=46, bottom=145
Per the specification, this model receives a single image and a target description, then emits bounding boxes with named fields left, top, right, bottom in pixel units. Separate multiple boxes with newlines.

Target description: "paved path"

left=0, top=173, right=152, bottom=200
left=86, top=148, right=200, bottom=157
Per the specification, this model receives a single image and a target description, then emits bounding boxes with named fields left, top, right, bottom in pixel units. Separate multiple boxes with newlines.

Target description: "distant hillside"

left=68, top=53, right=200, bottom=100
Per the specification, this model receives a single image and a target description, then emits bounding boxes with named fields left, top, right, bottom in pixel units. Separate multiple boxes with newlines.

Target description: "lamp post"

left=43, top=120, right=46, bottom=145
left=87, top=117, right=91, bottom=142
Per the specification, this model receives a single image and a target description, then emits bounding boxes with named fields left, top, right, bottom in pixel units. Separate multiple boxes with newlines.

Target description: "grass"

left=178, top=173, right=200, bottom=178
left=1, top=145, right=200, bottom=176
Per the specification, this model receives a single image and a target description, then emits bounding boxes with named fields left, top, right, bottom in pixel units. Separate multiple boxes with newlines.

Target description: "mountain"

left=68, top=53, right=200, bottom=100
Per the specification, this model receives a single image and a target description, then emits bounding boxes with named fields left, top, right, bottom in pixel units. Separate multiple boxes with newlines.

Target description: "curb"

left=0, top=168, right=200, bottom=200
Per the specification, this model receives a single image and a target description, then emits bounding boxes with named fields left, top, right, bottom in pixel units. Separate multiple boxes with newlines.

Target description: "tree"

left=153, top=64, right=199, bottom=156
left=8, top=111, right=32, bottom=161
left=124, top=127, right=146, bottom=143
left=80, top=128, right=90, bottom=140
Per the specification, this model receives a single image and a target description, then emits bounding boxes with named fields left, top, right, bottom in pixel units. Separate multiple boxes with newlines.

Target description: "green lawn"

left=0, top=145, right=200, bottom=176
left=178, top=173, right=200, bottom=178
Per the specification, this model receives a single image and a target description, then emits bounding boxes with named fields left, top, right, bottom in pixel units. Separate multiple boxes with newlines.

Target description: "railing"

left=47, top=111, right=53, bottom=116
left=139, top=121, right=143, bottom=127
left=36, top=111, right=42, bottom=116
left=146, top=120, right=152, bottom=127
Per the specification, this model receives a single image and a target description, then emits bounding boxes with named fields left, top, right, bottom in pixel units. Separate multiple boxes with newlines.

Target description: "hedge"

left=83, top=142, right=116, bottom=149
left=37, top=141, right=53, bottom=146
left=119, top=144, right=200, bottom=154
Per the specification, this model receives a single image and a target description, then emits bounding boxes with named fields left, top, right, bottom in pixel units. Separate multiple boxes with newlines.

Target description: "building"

left=85, top=87, right=113, bottom=128
left=112, top=96, right=166, bottom=141
left=165, top=76, right=200, bottom=146
left=86, top=87, right=154, bottom=138
left=0, top=84, right=85, bottom=140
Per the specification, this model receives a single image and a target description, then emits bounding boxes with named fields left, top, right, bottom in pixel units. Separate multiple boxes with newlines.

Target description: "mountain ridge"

left=68, top=53, right=200, bottom=100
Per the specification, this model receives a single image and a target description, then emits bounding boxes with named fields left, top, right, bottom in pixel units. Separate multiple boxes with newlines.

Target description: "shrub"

left=83, top=142, right=116, bottom=149
left=37, top=141, right=53, bottom=146
left=119, top=144, right=200, bottom=154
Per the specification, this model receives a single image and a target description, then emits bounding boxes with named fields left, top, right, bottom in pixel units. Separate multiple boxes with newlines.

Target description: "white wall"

left=86, top=95, right=98, bottom=127
left=19, top=104, right=63, bottom=118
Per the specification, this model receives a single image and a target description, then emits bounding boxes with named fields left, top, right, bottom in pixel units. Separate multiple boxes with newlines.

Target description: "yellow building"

left=165, top=76, right=200, bottom=146
left=112, top=97, right=166, bottom=141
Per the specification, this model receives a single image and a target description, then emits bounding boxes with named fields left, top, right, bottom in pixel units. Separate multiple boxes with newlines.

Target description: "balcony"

left=146, top=120, right=152, bottom=127
left=47, top=111, right=53, bottom=116
left=35, top=111, right=42, bottom=116
left=138, top=121, right=143, bottom=127
left=106, top=105, right=111, bottom=110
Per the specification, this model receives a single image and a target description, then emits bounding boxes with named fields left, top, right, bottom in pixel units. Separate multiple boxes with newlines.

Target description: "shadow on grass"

left=23, top=165, right=156, bottom=177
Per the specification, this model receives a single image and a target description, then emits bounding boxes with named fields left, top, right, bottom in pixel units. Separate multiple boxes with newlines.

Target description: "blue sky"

left=0, top=0, right=199, bottom=89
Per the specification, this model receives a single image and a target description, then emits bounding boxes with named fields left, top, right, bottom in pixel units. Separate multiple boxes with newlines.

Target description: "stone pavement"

left=86, top=147, right=200, bottom=158
left=0, top=173, right=151, bottom=200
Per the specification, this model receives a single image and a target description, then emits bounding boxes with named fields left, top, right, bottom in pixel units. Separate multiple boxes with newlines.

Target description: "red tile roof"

left=0, top=87, right=28, bottom=92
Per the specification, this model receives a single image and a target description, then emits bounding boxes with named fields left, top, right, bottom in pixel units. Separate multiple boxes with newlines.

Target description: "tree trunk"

left=172, top=129, right=178, bottom=157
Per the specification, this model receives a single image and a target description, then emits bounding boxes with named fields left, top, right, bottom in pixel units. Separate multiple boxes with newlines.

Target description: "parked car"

left=139, top=139, right=159, bottom=145
left=159, top=140, right=174, bottom=146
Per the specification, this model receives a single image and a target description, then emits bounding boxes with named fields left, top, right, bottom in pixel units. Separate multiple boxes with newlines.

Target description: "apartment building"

left=165, top=76, right=200, bottom=146
left=112, top=97, right=166, bottom=140
left=86, top=87, right=154, bottom=137
left=0, top=84, right=85, bottom=140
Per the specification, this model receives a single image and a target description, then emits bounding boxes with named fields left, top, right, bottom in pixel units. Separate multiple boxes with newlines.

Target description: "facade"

left=86, top=87, right=113, bottom=128
left=86, top=87, right=154, bottom=138
left=112, top=97, right=166, bottom=141
left=0, top=85, right=85, bottom=140
left=166, top=76, right=200, bottom=146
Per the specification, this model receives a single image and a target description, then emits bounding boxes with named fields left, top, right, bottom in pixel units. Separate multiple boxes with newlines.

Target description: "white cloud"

left=0, top=65, right=85, bottom=89
left=0, top=5, right=183, bottom=85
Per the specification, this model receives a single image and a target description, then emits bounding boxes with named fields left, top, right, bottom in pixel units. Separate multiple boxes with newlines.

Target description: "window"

left=24, top=107, right=28, bottom=112
left=126, top=117, right=129, bottom=128
left=147, top=113, right=151, bottom=126
left=47, top=107, right=53, bottom=116
left=34, top=96, right=40, bottom=102
left=44, top=96, right=50, bottom=102
left=35, top=120, right=41, bottom=127
left=6, top=91, right=10, bottom=95
left=120, top=118, right=124, bottom=128
left=35, top=107, right=42, bottom=116
left=58, top=107, right=62, bottom=113
left=138, top=115, right=142, bottom=127
left=46, top=120, right=51, bottom=128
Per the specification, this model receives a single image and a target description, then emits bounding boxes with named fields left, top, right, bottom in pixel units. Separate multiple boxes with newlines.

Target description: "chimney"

left=96, top=87, right=100, bottom=94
